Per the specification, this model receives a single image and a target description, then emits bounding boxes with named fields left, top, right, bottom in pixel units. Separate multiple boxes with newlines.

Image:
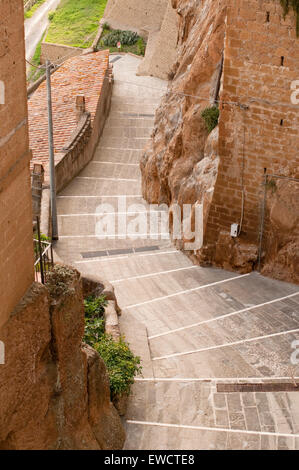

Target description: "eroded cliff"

left=141, top=0, right=299, bottom=283
left=0, top=267, right=125, bottom=450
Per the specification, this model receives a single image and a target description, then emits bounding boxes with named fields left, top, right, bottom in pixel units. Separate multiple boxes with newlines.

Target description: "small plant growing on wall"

left=201, top=106, right=220, bottom=133
left=83, top=295, right=142, bottom=400
left=278, top=0, right=299, bottom=36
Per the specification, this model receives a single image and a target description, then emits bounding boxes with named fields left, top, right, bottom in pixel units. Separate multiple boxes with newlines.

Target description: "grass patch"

left=201, top=106, right=220, bottom=133
left=27, top=33, right=46, bottom=84
left=24, top=0, right=46, bottom=19
left=45, top=0, right=107, bottom=48
left=97, top=25, right=146, bottom=56
left=83, top=294, right=142, bottom=398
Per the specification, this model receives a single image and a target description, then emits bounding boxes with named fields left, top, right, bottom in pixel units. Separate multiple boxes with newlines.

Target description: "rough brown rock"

left=141, top=0, right=226, bottom=253
left=0, top=267, right=125, bottom=450
left=141, top=0, right=298, bottom=283
left=262, top=180, right=299, bottom=284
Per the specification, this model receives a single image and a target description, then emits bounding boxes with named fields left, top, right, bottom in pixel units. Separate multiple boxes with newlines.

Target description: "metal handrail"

left=34, top=217, right=54, bottom=284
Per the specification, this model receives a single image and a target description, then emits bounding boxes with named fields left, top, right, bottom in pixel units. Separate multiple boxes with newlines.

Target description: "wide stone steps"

left=54, top=55, right=299, bottom=450
left=58, top=177, right=142, bottom=197
left=79, top=161, right=141, bottom=180
left=93, top=148, right=143, bottom=164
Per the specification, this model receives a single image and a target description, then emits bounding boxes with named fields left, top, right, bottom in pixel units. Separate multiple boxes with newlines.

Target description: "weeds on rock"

left=201, top=106, right=220, bottom=133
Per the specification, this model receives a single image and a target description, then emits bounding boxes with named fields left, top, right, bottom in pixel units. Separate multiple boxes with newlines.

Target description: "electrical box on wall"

left=230, top=223, right=239, bottom=238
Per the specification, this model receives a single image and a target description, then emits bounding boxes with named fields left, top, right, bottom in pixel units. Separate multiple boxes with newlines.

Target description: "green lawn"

left=27, top=33, right=46, bottom=84
left=97, top=26, right=146, bottom=56
left=24, top=0, right=46, bottom=19
left=45, top=0, right=107, bottom=48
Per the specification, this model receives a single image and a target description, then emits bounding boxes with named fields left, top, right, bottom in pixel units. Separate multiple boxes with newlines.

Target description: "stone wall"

left=54, top=64, right=112, bottom=193
left=41, top=42, right=83, bottom=65
left=203, top=0, right=299, bottom=281
left=0, top=0, right=35, bottom=329
left=141, top=0, right=299, bottom=282
left=104, top=0, right=168, bottom=32
left=0, top=267, right=125, bottom=449
left=103, top=0, right=178, bottom=79
left=137, top=0, right=178, bottom=80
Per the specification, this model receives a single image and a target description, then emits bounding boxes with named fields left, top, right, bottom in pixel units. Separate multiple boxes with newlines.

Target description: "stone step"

left=93, top=147, right=143, bottom=164
left=102, top=126, right=153, bottom=138
left=120, top=273, right=298, bottom=336
left=79, top=161, right=141, bottom=180
left=152, top=329, right=298, bottom=380
left=99, top=136, right=149, bottom=150
left=110, top=104, right=156, bottom=116
left=57, top=211, right=170, bottom=238
left=54, top=237, right=170, bottom=264
left=58, top=177, right=141, bottom=197
left=149, top=296, right=299, bottom=358
left=107, top=118, right=155, bottom=128
left=71, top=248, right=192, bottom=282
left=57, top=195, right=147, bottom=215
left=93, top=148, right=143, bottom=164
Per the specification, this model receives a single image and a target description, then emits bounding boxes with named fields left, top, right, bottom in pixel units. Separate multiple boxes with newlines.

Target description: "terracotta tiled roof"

left=28, top=50, right=110, bottom=173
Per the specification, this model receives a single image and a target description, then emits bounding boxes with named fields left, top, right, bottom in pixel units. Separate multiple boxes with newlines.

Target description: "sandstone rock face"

left=141, top=0, right=226, bottom=248
left=142, top=0, right=299, bottom=282
left=0, top=268, right=125, bottom=450
left=262, top=180, right=299, bottom=284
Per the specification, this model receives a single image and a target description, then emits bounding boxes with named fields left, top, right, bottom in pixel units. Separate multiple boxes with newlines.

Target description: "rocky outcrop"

left=141, top=0, right=299, bottom=282
left=141, top=0, right=226, bottom=249
left=0, top=266, right=125, bottom=450
left=262, top=180, right=299, bottom=284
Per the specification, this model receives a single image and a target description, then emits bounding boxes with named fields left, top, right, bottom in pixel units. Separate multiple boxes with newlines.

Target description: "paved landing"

left=54, top=55, right=299, bottom=450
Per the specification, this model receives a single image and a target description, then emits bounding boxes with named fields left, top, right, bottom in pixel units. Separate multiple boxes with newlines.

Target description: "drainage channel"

left=81, top=245, right=161, bottom=259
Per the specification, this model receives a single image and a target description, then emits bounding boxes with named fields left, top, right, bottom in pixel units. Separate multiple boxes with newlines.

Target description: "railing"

left=34, top=217, right=54, bottom=284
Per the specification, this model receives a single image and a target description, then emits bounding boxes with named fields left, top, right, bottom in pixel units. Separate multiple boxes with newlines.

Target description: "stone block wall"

left=103, top=0, right=178, bottom=79
left=141, top=0, right=298, bottom=281
left=203, top=0, right=299, bottom=279
left=0, top=0, right=34, bottom=329
left=137, top=0, right=178, bottom=80
left=40, top=42, right=83, bottom=65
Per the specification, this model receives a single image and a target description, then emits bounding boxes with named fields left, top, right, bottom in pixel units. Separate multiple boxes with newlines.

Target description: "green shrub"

left=136, top=37, right=146, bottom=56
left=201, top=106, right=220, bottom=133
left=83, top=295, right=107, bottom=345
left=102, top=29, right=139, bottom=47
left=84, top=317, right=105, bottom=344
left=94, top=335, right=142, bottom=397
left=84, top=295, right=107, bottom=319
left=48, top=11, right=55, bottom=21
left=83, top=294, right=142, bottom=397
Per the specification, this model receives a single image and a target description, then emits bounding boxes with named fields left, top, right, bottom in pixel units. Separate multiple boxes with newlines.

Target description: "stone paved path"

left=25, top=0, right=61, bottom=61
left=55, top=55, right=299, bottom=450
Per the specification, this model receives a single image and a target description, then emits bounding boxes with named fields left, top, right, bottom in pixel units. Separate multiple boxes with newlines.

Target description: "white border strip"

left=98, top=146, right=144, bottom=151
left=149, top=292, right=299, bottom=340
left=135, top=376, right=299, bottom=383
left=90, top=161, right=139, bottom=166
left=57, top=195, right=143, bottom=199
left=59, top=233, right=170, bottom=239
left=112, top=265, right=197, bottom=283
left=153, top=328, right=299, bottom=361
left=76, top=176, right=139, bottom=182
left=126, top=420, right=299, bottom=438
left=74, top=250, right=179, bottom=265
left=58, top=211, right=165, bottom=217
left=125, top=274, right=250, bottom=309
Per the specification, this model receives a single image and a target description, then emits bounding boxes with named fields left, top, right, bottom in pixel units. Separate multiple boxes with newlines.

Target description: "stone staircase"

left=55, top=55, right=299, bottom=450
